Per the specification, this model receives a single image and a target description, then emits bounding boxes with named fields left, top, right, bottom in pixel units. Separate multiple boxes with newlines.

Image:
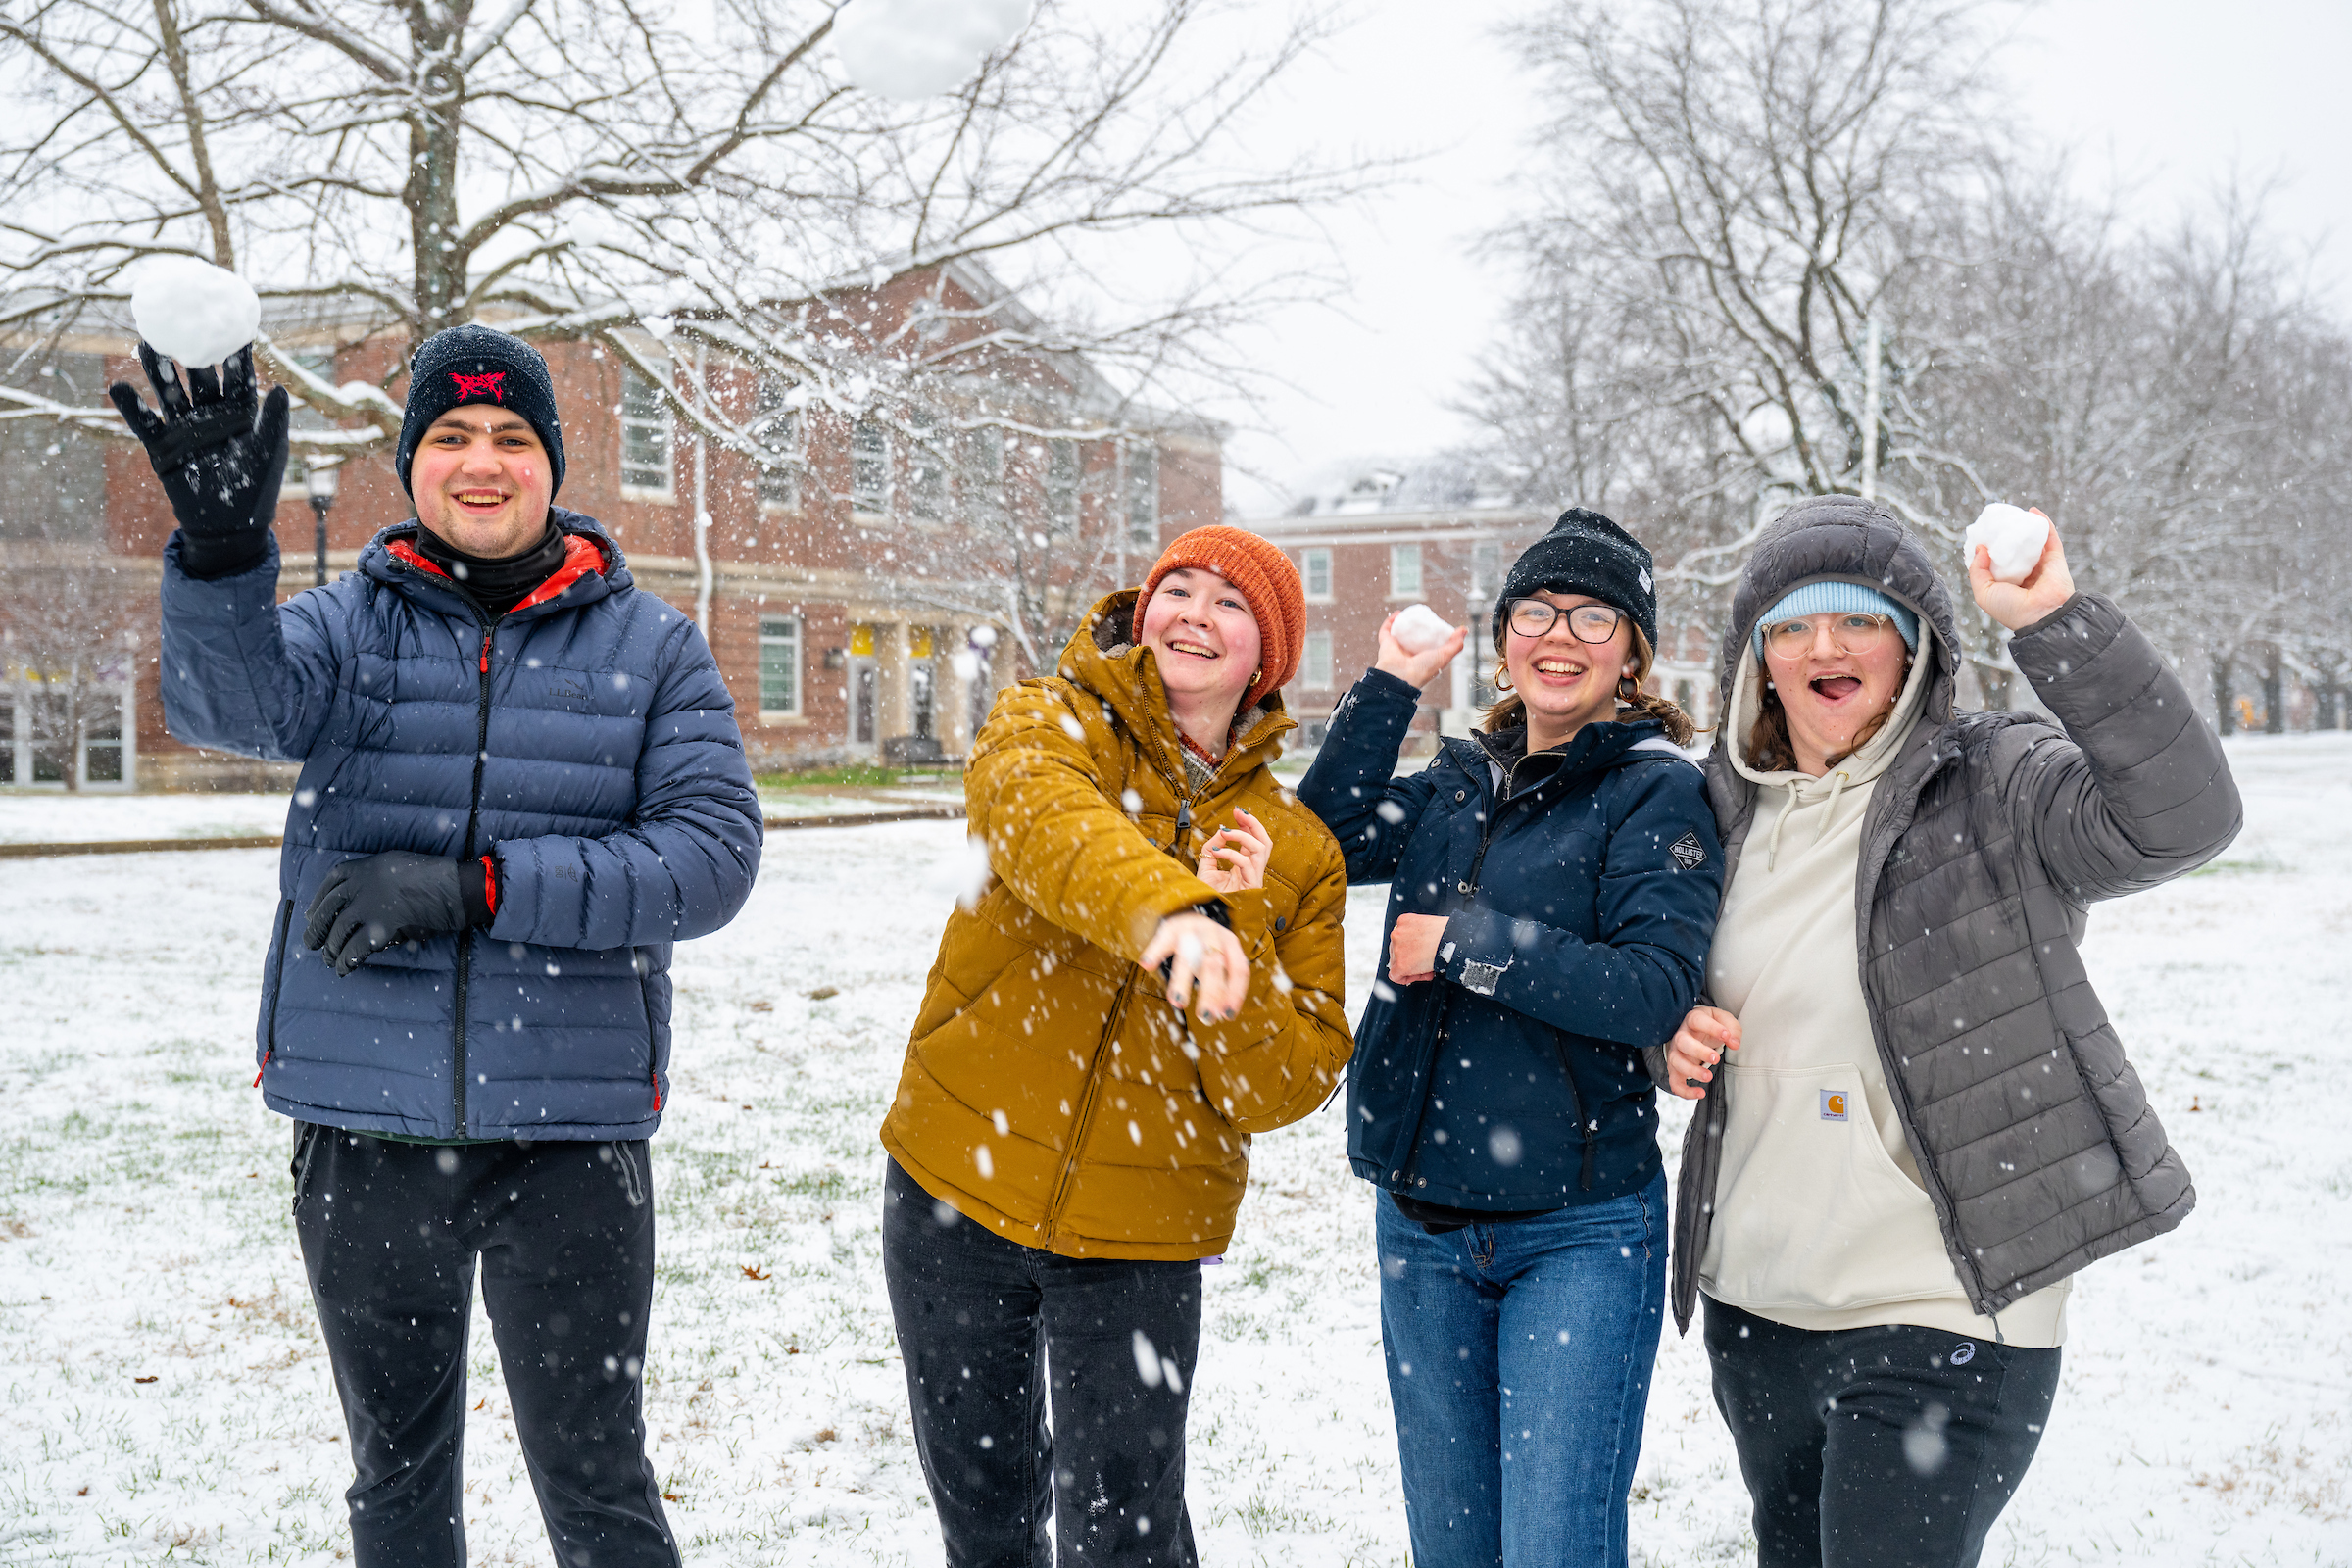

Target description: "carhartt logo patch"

left=1820, top=1090, right=1849, bottom=1121
left=450, top=369, right=507, bottom=402
left=1669, top=830, right=1706, bottom=870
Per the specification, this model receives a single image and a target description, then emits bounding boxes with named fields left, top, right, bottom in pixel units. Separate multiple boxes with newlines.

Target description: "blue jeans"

left=1376, top=1174, right=1667, bottom=1568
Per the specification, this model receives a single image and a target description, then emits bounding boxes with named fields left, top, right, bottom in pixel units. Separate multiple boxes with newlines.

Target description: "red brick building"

left=0, top=264, right=1220, bottom=789
left=1250, top=470, right=1721, bottom=753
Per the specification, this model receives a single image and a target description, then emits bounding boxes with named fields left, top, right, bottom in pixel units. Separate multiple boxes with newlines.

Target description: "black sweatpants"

left=1703, top=1298, right=2061, bottom=1568
left=290, top=1123, right=678, bottom=1568
left=881, top=1158, right=1201, bottom=1568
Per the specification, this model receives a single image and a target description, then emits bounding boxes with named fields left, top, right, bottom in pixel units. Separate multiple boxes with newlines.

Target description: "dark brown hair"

left=1482, top=619, right=1697, bottom=748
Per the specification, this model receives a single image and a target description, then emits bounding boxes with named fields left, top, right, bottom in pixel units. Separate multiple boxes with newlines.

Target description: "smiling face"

left=1138, top=566, right=1264, bottom=717
left=1502, top=591, right=1632, bottom=750
left=1761, top=612, right=1911, bottom=773
left=410, top=409, right=553, bottom=558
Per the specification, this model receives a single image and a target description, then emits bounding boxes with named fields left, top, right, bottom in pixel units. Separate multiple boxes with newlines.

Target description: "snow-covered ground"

left=0, top=784, right=966, bottom=843
left=3, top=735, right=2347, bottom=1565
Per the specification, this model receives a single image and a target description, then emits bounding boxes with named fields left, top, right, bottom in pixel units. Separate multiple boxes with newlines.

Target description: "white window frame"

left=754, top=378, right=801, bottom=512
left=758, top=616, right=802, bottom=715
left=1123, top=443, right=1159, bottom=547
left=619, top=364, right=674, bottom=498
left=852, top=419, right=891, bottom=517
left=1389, top=542, right=1423, bottom=600
left=1301, top=548, right=1333, bottom=602
left=1302, top=628, right=1334, bottom=690
left=1046, top=438, right=1081, bottom=530
left=908, top=414, right=949, bottom=524
left=0, top=667, right=137, bottom=791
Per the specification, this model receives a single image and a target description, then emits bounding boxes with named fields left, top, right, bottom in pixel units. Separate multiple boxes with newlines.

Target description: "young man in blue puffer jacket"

left=113, top=326, right=761, bottom=1567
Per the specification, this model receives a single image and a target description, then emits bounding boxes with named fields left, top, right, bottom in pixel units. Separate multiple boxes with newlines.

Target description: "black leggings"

left=881, top=1158, right=1201, bottom=1568
left=292, top=1124, right=677, bottom=1568
left=1703, top=1298, right=2061, bottom=1568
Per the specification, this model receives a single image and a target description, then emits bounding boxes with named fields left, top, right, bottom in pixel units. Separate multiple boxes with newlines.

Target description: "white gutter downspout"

left=691, top=342, right=713, bottom=638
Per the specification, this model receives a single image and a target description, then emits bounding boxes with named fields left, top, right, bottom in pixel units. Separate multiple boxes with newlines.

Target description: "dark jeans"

left=291, top=1123, right=677, bottom=1568
left=881, top=1158, right=1201, bottom=1568
left=1703, top=1298, right=2061, bottom=1568
left=1376, top=1175, right=1668, bottom=1568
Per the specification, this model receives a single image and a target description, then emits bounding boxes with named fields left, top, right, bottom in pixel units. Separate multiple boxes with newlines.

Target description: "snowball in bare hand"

left=1391, top=604, right=1457, bottom=655
left=930, top=835, right=993, bottom=910
left=1965, top=504, right=2050, bottom=585
left=833, top=0, right=1030, bottom=99
left=131, top=256, right=260, bottom=368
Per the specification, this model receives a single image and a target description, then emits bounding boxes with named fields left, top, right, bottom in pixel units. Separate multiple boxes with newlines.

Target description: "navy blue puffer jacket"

left=1298, top=670, right=1722, bottom=1209
left=159, top=511, right=762, bottom=1141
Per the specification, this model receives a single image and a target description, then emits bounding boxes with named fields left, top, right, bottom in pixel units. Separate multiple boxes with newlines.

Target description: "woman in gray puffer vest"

left=1658, top=495, right=2239, bottom=1567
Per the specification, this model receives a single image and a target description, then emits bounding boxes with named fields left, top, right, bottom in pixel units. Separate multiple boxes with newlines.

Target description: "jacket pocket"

left=259, top=898, right=295, bottom=1077
left=1699, top=1062, right=1957, bottom=1313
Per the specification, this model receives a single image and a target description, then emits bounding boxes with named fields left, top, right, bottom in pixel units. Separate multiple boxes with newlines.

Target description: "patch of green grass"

left=2190, top=851, right=2289, bottom=877
left=756, top=763, right=959, bottom=790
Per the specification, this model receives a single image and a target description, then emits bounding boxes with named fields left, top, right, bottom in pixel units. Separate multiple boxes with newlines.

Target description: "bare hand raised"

left=1372, top=612, right=1469, bottom=692
left=1197, top=807, right=1271, bottom=894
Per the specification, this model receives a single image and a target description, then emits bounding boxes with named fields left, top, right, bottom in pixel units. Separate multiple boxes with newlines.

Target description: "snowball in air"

left=1964, top=504, right=2051, bottom=585
left=131, top=256, right=260, bottom=368
left=832, top=0, right=1031, bottom=99
left=1391, top=604, right=1457, bottom=655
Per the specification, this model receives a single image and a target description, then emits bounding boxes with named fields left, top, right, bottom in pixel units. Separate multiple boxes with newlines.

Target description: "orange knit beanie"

left=1132, top=525, right=1303, bottom=709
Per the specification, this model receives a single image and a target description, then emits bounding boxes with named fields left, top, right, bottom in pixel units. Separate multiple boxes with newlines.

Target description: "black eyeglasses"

left=1506, top=599, right=1625, bottom=643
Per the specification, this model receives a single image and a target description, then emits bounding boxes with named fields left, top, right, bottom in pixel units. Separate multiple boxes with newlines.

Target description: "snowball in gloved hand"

left=131, top=256, right=261, bottom=368
left=1391, top=604, right=1458, bottom=654
left=1965, top=504, right=2051, bottom=585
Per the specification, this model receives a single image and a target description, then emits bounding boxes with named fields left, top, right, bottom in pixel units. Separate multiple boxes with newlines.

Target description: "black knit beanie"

left=395, top=324, right=565, bottom=497
left=1494, top=507, right=1658, bottom=651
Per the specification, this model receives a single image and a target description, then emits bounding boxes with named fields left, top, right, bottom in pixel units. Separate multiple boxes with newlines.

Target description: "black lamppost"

left=305, top=458, right=340, bottom=587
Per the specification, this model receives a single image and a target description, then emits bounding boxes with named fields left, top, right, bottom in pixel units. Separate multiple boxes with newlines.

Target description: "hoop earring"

left=1494, top=668, right=1513, bottom=692
left=1617, top=676, right=1640, bottom=702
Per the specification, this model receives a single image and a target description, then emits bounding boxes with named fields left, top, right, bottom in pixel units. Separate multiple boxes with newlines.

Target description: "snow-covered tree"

left=0, top=0, right=1361, bottom=468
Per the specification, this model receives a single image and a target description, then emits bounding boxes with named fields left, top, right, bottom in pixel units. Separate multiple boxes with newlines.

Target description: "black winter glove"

left=109, top=342, right=291, bottom=579
left=304, top=852, right=494, bottom=977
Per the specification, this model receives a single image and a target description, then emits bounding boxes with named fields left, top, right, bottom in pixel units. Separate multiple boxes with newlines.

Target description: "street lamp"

left=304, top=458, right=340, bottom=588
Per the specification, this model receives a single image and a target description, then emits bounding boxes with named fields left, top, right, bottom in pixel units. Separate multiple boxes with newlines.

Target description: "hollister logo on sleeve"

left=1820, top=1090, right=1849, bottom=1121
left=1669, top=830, right=1706, bottom=870
left=450, top=369, right=507, bottom=401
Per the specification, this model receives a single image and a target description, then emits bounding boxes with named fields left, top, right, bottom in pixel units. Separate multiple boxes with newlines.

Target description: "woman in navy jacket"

left=1298, top=509, right=1721, bottom=1568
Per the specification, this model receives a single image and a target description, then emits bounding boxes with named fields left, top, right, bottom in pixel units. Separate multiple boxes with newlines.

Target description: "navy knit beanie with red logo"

left=394, top=323, right=566, bottom=497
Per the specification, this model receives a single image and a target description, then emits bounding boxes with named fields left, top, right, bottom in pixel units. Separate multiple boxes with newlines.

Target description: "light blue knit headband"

left=1753, top=581, right=1920, bottom=660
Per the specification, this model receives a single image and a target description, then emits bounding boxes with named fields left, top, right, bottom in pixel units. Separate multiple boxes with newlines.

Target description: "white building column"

left=878, top=620, right=914, bottom=741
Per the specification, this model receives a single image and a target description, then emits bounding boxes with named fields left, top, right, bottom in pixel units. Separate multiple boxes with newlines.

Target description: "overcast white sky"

left=1211, top=0, right=2352, bottom=517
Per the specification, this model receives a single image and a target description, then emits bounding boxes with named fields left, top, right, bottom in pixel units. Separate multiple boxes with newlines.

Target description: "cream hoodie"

left=1695, top=629, right=2069, bottom=1346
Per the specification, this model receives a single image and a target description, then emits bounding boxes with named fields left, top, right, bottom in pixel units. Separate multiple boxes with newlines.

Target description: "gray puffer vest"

left=1670, top=496, right=2241, bottom=1334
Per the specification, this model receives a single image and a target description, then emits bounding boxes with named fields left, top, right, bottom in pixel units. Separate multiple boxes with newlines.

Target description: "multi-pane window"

left=1046, top=439, right=1080, bottom=529
left=1390, top=543, right=1423, bottom=598
left=909, top=416, right=949, bottom=523
left=958, top=427, right=1005, bottom=520
left=754, top=378, right=800, bottom=509
left=759, top=617, right=801, bottom=713
left=1472, top=539, right=1502, bottom=597
left=620, top=366, right=672, bottom=493
left=81, top=692, right=122, bottom=783
left=1301, top=548, right=1332, bottom=600
left=1124, top=444, right=1158, bottom=547
left=1302, top=629, right=1334, bottom=690
left=852, top=420, right=890, bottom=514
left=0, top=688, right=13, bottom=783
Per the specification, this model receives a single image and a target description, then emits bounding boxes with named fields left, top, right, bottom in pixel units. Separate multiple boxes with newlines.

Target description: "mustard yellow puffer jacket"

left=879, top=591, right=1353, bottom=1259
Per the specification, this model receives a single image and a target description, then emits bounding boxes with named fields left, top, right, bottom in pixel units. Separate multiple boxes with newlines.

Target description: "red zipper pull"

left=253, top=1047, right=272, bottom=1088
left=651, top=1065, right=663, bottom=1113
left=480, top=637, right=491, bottom=673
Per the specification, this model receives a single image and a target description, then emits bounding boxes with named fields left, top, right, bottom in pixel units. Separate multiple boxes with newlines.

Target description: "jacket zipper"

left=1040, top=721, right=1204, bottom=1249
left=453, top=620, right=497, bottom=1135
left=1420, top=744, right=1597, bottom=1190
left=255, top=897, right=294, bottom=1088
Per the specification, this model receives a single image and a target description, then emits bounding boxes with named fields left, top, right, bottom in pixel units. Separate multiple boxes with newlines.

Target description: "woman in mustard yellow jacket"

left=879, top=527, right=1351, bottom=1567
